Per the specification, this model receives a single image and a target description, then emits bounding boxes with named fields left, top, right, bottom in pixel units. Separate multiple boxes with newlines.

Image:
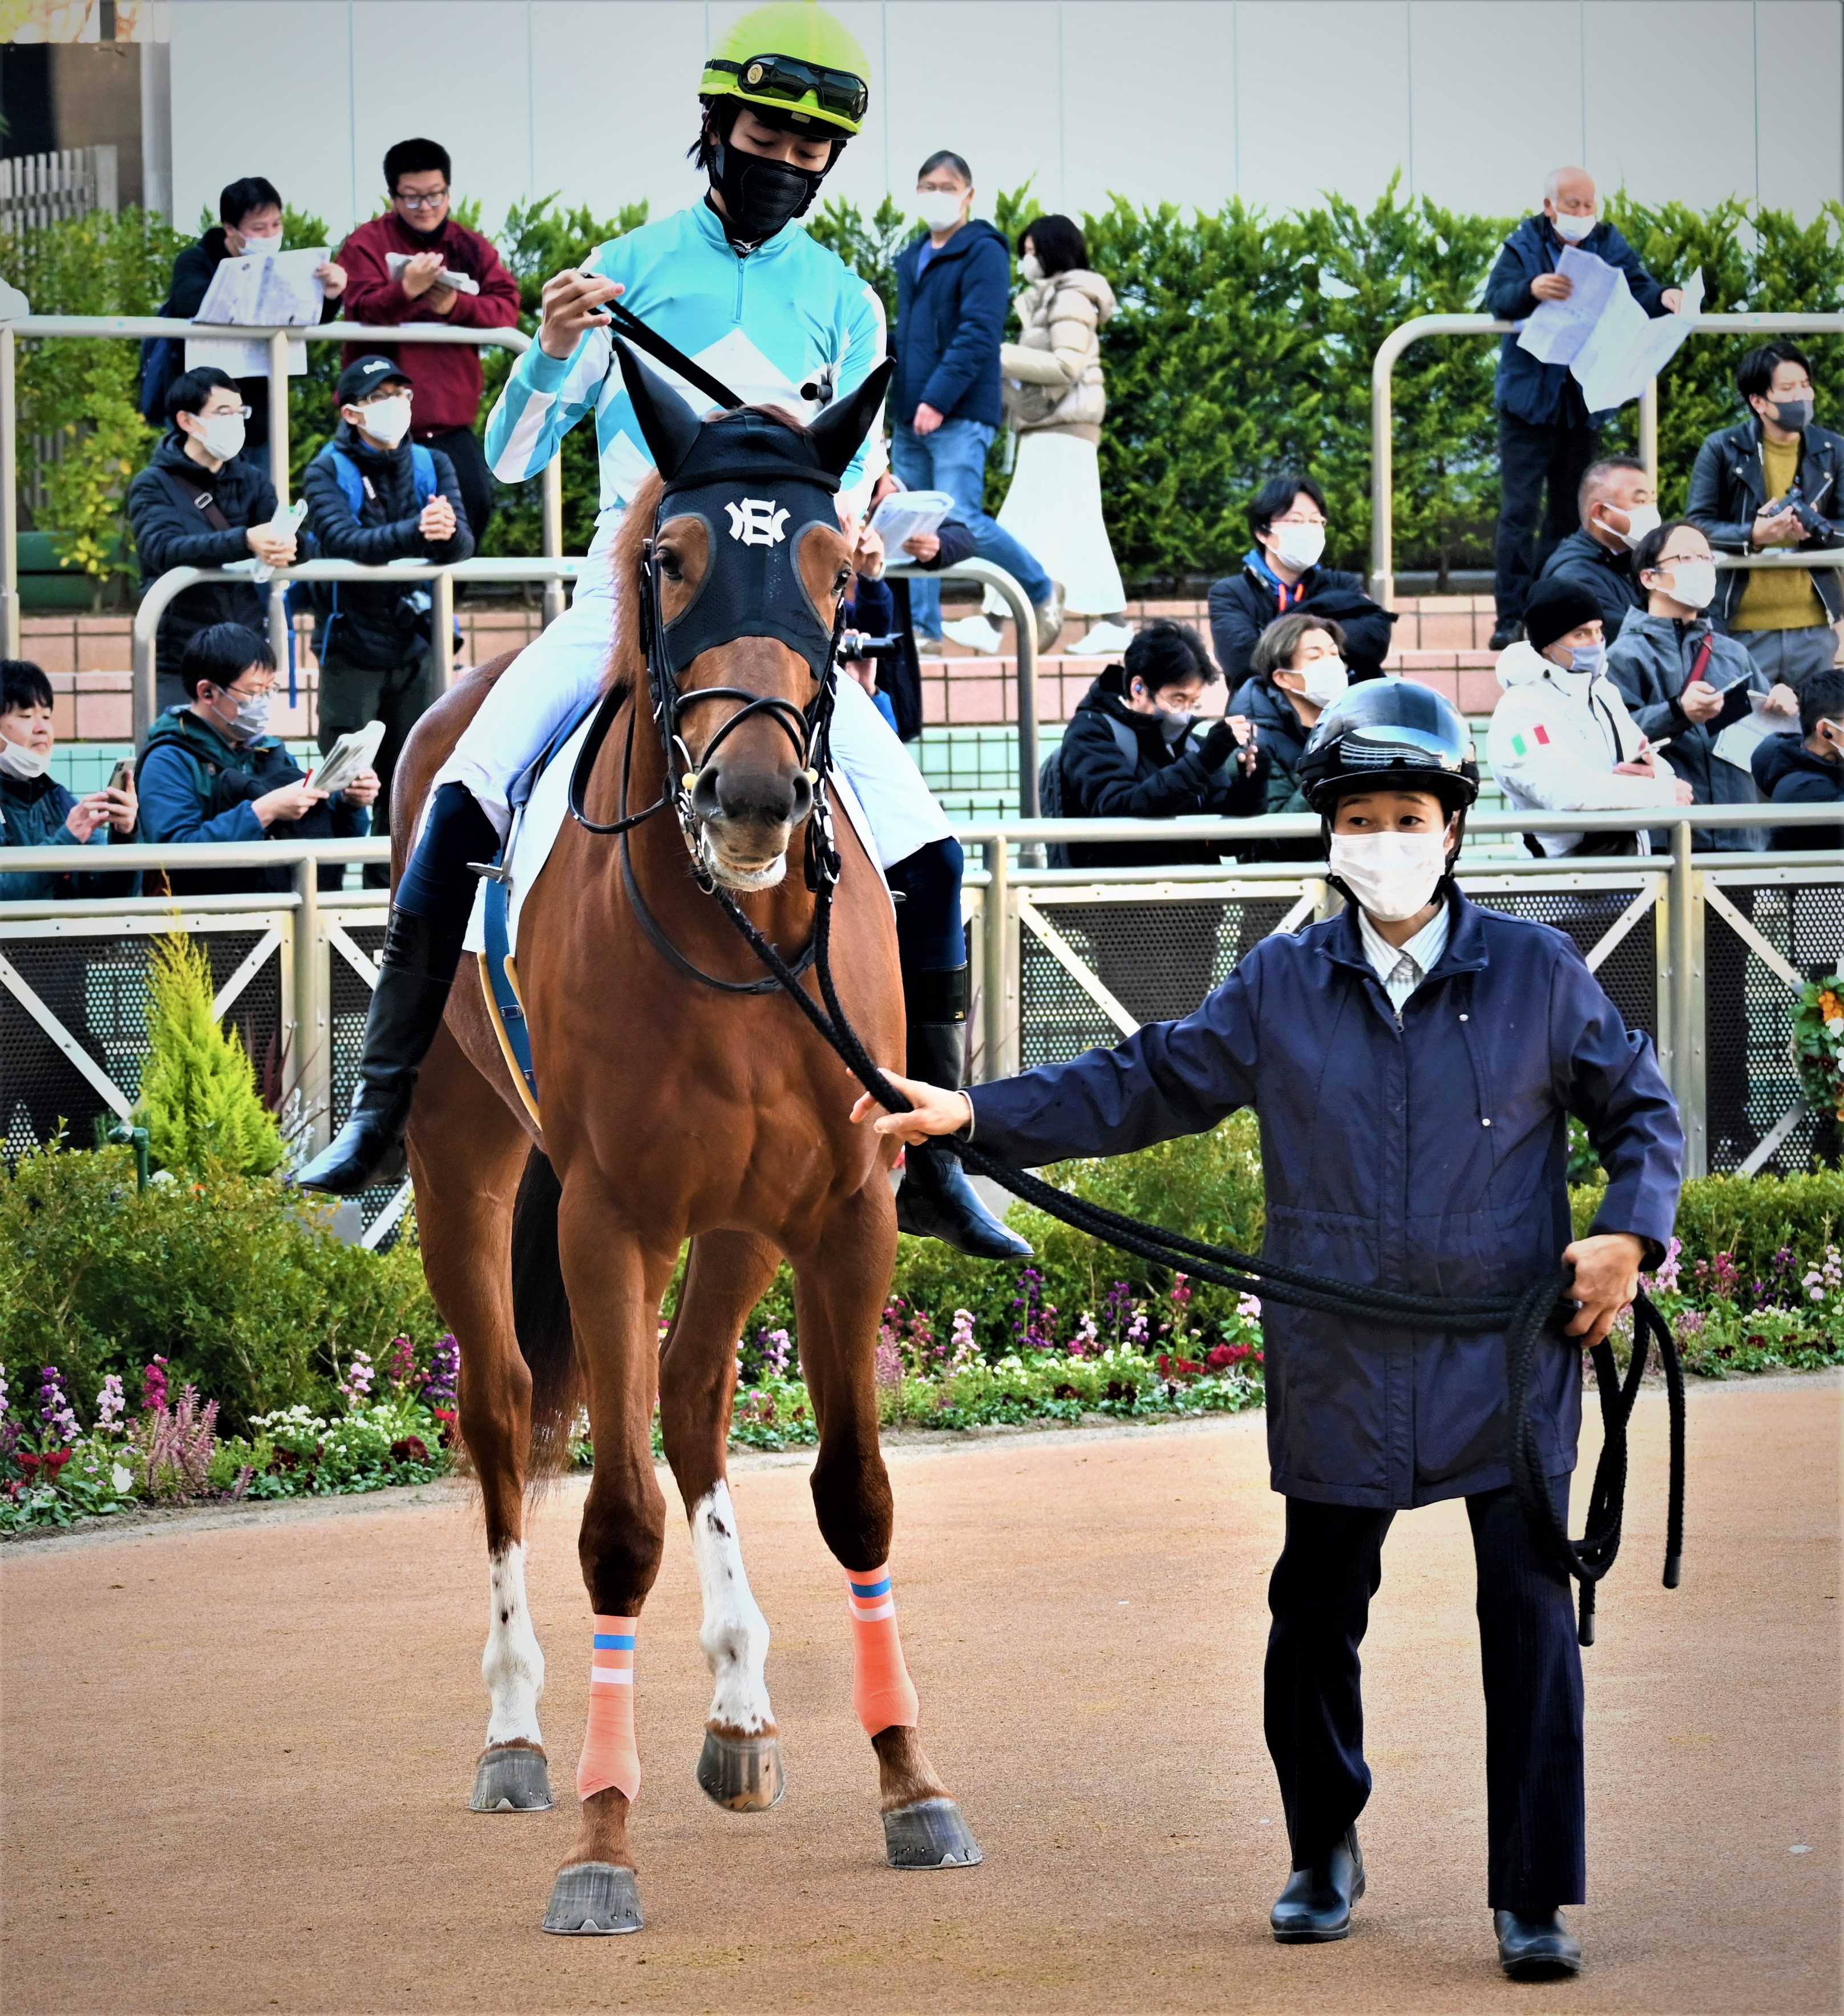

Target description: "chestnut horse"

left=391, top=349, right=980, bottom=1935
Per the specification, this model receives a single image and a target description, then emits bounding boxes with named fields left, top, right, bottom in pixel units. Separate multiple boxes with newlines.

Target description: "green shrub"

left=0, top=1142, right=439, bottom=1431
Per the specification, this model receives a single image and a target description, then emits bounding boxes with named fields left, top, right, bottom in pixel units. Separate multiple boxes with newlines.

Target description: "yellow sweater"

left=1734, top=435, right=1825, bottom=631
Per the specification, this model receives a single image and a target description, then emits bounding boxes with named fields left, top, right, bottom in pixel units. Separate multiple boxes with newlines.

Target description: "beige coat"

left=1000, top=267, right=1115, bottom=444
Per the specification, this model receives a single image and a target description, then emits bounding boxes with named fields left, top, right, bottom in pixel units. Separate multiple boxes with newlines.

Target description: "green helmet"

left=699, top=1, right=872, bottom=137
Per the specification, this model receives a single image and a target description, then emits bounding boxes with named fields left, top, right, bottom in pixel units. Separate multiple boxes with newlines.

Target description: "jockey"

left=297, top=0, right=1028, bottom=1262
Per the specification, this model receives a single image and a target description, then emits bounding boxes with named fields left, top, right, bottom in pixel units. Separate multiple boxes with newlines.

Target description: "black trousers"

left=318, top=646, right=441, bottom=886
left=1494, top=412, right=1602, bottom=629
left=1264, top=1483, right=1586, bottom=1910
left=417, top=424, right=494, bottom=548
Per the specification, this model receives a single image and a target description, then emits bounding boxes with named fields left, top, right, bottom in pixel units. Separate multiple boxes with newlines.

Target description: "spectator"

left=336, top=139, right=521, bottom=546
left=1235, top=612, right=1350, bottom=827
left=1752, top=666, right=1844, bottom=854
left=850, top=469, right=977, bottom=741
left=127, top=366, right=296, bottom=714
left=890, top=150, right=1062, bottom=654
left=1537, top=456, right=1656, bottom=635
left=1606, top=520, right=1797, bottom=853
left=1489, top=577, right=1688, bottom=857
left=1208, top=475, right=1396, bottom=685
left=143, top=174, right=347, bottom=446
left=965, top=212, right=1129, bottom=659
left=1687, top=341, right=1844, bottom=687
left=840, top=516, right=902, bottom=734
left=136, top=624, right=377, bottom=897
left=302, top=355, right=474, bottom=873
left=1485, top=168, right=1683, bottom=649
left=0, top=659, right=138, bottom=899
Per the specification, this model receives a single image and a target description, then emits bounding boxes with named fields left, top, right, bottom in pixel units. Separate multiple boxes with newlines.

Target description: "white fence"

left=0, top=145, right=120, bottom=234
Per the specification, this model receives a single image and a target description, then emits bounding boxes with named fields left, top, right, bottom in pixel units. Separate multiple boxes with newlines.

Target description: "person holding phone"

left=0, top=659, right=139, bottom=900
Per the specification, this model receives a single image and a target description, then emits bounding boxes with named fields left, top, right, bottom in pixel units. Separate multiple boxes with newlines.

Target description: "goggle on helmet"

left=1296, top=679, right=1481, bottom=816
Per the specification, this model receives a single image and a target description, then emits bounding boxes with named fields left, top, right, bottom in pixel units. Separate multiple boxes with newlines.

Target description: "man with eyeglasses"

left=127, top=365, right=295, bottom=713
left=337, top=137, right=521, bottom=546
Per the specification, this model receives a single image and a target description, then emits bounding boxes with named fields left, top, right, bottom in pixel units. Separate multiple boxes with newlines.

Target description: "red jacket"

left=335, top=211, right=522, bottom=432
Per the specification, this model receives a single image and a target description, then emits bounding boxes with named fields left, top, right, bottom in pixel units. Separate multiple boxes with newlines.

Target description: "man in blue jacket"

left=891, top=149, right=1060, bottom=650
left=1485, top=168, right=1683, bottom=651
left=859, top=680, right=1683, bottom=1983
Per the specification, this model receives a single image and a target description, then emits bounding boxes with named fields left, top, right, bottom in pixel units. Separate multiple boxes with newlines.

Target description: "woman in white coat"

left=955, top=214, right=1132, bottom=659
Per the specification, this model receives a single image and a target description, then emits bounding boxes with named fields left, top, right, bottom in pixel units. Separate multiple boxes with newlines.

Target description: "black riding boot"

left=893, top=967, right=1032, bottom=1261
left=295, top=783, right=496, bottom=1196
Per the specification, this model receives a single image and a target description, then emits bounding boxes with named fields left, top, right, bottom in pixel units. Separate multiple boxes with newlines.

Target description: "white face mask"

left=1657, top=557, right=1717, bottom=611
left=1599, top=500, right=1660, bottom=549
left=1568, top=641, right=1606, bottom=675
left=1271, top=521, right=1326, bottom=572
left=1329, top=828, right=1451, bottom=923
left=192, top=411, right=246, bottom=463
left=355, top=395, right=413, bottom=448
left=0, top=732, right=51, bottom=781
left=915, top=187, right=967, bottom=232
left=240, top=230, right=282, bottom=254
left=1297, top=656, right=1349, bottom=710
left=1551, top=209, right=1596, bottom=243
left=1020, top=252, right=1045, bottom=282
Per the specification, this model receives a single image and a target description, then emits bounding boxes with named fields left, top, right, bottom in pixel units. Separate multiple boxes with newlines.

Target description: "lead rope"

left=705, top=864, right=1685, bottom=1649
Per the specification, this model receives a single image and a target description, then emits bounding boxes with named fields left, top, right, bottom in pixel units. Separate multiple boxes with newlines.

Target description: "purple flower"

left=141, top=1357, right=169, bottom=1415
left=422, top=1334, right=460, bottom=1406
left=385, top=1335, right=417, bottom=1388
left=38, top=1366, right=79, bottom=1446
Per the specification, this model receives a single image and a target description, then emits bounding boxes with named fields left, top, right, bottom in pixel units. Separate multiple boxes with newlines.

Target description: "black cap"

left=335, top=354, right=409, bottom=407
left=1523, top=577, right=1604, bottom=655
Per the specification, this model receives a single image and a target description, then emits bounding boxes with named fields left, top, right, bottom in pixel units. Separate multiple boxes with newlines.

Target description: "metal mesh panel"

left=1, top=928, right=280, bottom=1163
left=1706, top=881, right=1844, bottom=1175
left=325, top=921, right=404, bottom=1235
left=1020, top=892, right=1296, bottom=1066
left=1463, top=885, right=1659, bottom=1044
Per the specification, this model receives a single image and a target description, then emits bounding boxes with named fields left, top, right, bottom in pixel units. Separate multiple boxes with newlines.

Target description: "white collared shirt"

left=1357, top=901, right=1453, bottom=1018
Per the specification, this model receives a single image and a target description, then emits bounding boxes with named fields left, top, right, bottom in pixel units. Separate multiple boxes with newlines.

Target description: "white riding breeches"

left=434, top=555, right=949, bottom=868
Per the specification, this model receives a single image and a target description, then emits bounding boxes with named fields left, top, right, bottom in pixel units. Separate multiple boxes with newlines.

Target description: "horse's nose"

left=692, top=761, right=809, bottom=831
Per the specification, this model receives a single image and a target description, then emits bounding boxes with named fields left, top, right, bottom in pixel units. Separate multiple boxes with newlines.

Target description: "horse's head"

left=613, top=341, right=892, bottom=893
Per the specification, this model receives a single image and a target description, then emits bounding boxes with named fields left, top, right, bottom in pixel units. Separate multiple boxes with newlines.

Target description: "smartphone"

left=108, top=758, right=134, bottom=794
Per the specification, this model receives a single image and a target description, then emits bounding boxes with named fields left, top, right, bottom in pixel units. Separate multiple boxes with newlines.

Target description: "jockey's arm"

left=484, top=250, right=627, bottom=487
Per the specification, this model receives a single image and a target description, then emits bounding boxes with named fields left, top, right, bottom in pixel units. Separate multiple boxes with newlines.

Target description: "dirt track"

left=3, top=1376, right=1838, bottom=2015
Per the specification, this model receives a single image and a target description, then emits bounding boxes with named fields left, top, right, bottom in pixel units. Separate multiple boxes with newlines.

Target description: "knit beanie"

left=1523, top=578, right=1605, bottom=655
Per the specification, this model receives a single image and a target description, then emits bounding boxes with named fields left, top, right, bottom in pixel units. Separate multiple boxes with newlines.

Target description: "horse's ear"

left=612, top=337, right=705, bottom=482
left=806, top=359, right=895, bottom=481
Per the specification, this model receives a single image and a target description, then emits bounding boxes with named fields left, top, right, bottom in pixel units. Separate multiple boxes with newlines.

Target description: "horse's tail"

left=511, top=1147, right=580, bottom=1480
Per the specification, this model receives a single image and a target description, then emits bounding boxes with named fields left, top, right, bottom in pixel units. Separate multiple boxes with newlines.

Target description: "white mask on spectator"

left=1298, top=656, right=1349, bottom=709
left=215, top=686, right=270, bottom=742
left=1329, top=828, right=1450, bottom=922
left=1598, top=500, right=1660, bottom=549
left=0, top=734, right=51, bottom=781
left=192, top=411, right=245, bottom=464
left=355, top=395, right=413, bottom=448
left=241, top=230, right=282, bottom=253
left=916, top=188, right=967, bottom=232
left=1270, top=521, right=1326, bottom=572
left=1020, top=252, right=1045, bottom=282
left=1551, top=210, right=1596, bottom=243
left=1657, top=557, right=1717, bottom=610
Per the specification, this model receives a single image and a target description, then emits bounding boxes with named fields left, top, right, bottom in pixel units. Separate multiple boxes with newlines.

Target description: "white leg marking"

left=690, top=1482, right=774, bottom=1734
left=482, top=1541, right=546, bottom=1747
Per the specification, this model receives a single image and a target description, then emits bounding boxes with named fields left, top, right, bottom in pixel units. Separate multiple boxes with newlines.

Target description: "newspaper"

left=185, top=248, right=326, bottom=377
left=869, top=488, right=955, bottom=549
left=386, top=253, right=479, bottom=295
left=307, top=719, right=386, bottom=795
left=1713, top=691, right=1801, bottom=773
left=1517, top=248, right=1703, bottom=412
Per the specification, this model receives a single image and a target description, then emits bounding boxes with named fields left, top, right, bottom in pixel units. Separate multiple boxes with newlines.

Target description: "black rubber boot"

left=893, top=969, right=1032, bottom=1262
left=1494, top=1908, right=1582, bottom=1980
left=294, top=907, right=470, bottom=1195
left=1269, top=1827, right=1365, bottom=1943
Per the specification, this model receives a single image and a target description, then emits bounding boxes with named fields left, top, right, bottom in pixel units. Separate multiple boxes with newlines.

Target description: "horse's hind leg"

left=791, top=1184, right=983, bottom=1871
left=658, top=1229, right=787, bottom=1812
left=409, top=1030, right=553, bottom=1814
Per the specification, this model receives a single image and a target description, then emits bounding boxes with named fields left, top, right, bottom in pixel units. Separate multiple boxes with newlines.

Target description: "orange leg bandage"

left=845, top=1564, right=920, bottom=1735
left=577, top=1613, right=640, bottom=1803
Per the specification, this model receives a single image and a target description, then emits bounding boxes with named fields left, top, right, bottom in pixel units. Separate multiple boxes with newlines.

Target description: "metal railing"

left=1370, top=310, right=1844, bottom=606
left=0, top=313, right=567, bottom=658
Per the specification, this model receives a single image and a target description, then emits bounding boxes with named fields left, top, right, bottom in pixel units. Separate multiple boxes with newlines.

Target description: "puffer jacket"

left=1750, top=734, right=1844, bottom=853
left=0, top=773, right=137, bottom=900
left=1000, top=268, right=1115, bottom=443
left=965, top=886, right=1683, bottom=1509
left=1604, top=607, right=1772, bottom=851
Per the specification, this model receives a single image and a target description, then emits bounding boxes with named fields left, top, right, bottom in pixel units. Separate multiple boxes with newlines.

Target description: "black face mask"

left=1769, top=395, right=1815, bottom=432
left=709, top=141, right=826, bottom=245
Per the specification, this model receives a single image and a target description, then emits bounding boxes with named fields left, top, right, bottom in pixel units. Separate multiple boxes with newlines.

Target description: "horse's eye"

left=835, top=566, right=852, bottom=592
left=658, top=550, right=684, bottom=581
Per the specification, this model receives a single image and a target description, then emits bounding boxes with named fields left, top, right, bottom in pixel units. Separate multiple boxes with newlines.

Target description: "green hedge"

left=13, top=189, right=1841, bottom=597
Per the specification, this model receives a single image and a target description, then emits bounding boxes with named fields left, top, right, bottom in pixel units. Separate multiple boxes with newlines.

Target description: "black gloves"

left=1196, top=718, right=1239, bottom=772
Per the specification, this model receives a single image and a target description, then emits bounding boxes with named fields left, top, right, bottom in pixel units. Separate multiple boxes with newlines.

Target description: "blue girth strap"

left=480, top=868, right=540, bottom=1118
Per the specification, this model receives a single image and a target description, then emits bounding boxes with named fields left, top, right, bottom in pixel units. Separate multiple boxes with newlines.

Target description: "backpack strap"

left=410, top=443, right=438, bottom=507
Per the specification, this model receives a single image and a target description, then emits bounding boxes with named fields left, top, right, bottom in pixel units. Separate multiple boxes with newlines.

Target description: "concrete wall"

left=167, top=0, right=1843, bottom=241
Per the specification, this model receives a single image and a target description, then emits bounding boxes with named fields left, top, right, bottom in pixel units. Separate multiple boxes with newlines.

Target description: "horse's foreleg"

left=407, top=1030, right=553, bottom=1815
left=791, top=1184, right=983, bottom=1872
left=659, top=1229, right=787, bottom=1811
left=540, top=1197, right=677, bottom=1936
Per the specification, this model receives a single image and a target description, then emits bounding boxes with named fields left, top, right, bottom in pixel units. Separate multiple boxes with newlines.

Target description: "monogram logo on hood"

left=725, top=497, right=790, bottom=548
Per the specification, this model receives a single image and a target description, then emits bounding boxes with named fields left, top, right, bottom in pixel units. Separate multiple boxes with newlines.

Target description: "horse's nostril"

left=788, top=770, right=814, bottom=823
left=689, top=768, right=725, bottom=823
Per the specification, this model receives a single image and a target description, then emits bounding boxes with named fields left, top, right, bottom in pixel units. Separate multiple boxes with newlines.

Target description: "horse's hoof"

left=541, top=1863, right=644, bottom=1936
left=883, top=1796, right=984, bottom=1869
left=696, top=1728, right=785, bottom=1812
left=469, top=1744, right=553, bottom=1812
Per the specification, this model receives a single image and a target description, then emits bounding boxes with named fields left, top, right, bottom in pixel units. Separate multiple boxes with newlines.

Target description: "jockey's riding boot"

left=893, top=967, right=1032, bottom=1262
left=295, top=783, right=497, bottom=1196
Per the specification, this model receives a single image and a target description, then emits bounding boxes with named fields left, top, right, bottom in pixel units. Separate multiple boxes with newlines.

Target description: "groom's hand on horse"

left=850, top=1076, right=974, bottom=1145
left=539, top=269, right=624, bottom=359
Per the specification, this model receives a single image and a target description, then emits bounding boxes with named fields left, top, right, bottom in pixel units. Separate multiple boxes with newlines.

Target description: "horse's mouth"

left=698, top=827, right=790, bottom=893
